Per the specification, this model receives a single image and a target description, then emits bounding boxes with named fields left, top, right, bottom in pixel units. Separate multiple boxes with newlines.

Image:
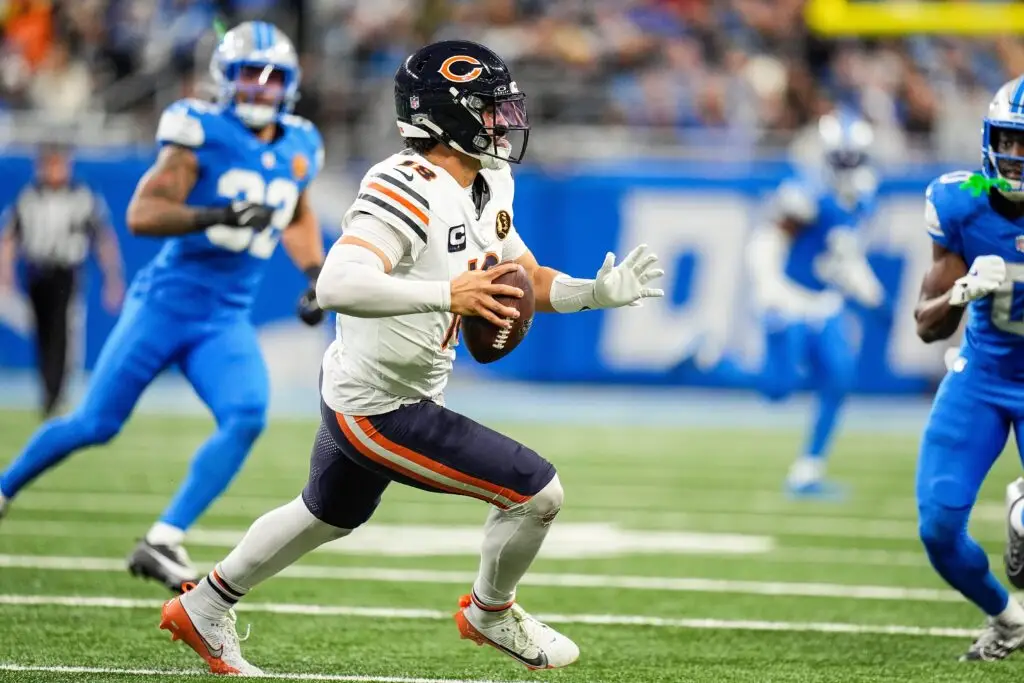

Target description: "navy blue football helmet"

left=395, top=40, right=529, bottom=170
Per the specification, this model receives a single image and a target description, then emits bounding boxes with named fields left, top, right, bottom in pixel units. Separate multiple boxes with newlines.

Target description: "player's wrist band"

left=549, top=274, right=599, bottom=313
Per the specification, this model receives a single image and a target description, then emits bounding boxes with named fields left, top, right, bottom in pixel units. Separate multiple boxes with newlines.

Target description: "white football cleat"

left=960, top=615, right=1024, bottom=661
left=160, top=584, right=263, bottom=676
left=454, top=594, right=579, bottom=670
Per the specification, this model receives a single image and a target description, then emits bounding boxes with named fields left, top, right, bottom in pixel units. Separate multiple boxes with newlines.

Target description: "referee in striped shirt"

left=0, top=145, right=124, bottom=417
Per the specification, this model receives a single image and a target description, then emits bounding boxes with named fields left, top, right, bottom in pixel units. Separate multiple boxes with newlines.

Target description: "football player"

left=0, top=22, right=326, bottom=592
left=158, top=40, right=664, bottom=676
left=746, top=111, right=886, bottom=498
left=918, top=77, right=1024, bottom=661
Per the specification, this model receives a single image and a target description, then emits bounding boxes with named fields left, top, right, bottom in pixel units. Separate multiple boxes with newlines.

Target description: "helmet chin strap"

left=398, top=118, right=509, bottom=170
left=996, top=186, right=1024, bottom=202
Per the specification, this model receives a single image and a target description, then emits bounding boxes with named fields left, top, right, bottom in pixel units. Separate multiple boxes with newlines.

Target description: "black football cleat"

left=126, top=539, right=199, bottom=594
left=1005, top=479, right=1024, bottom=590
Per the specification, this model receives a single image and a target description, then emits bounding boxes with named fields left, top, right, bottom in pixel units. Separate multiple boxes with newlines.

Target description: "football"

left=461, top=262, right=535, bottom=364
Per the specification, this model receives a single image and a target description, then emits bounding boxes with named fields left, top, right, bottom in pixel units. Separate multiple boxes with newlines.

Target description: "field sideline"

left=2, top=408, right=1024, bottom=682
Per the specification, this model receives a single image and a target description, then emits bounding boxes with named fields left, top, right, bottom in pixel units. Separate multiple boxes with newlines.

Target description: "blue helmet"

left=209, top=21, right=301, bottom=129
left=983, top=77, right=1024, bottom=199
left=817, top=110, right=876, bottom=206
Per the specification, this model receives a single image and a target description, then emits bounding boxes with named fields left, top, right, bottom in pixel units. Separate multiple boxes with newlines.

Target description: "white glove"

left=592, top=244, right=665, bottom=308
left=813, top=230, right=885, bottom=309
left=949, top=255, right=1006, bottom=307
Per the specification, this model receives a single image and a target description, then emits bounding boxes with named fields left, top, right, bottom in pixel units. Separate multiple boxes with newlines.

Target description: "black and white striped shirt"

left=5, top=183, right=109, bottom=268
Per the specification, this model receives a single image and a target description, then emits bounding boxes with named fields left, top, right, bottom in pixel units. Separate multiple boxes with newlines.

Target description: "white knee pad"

left=526, top=474, right=563, bottom=525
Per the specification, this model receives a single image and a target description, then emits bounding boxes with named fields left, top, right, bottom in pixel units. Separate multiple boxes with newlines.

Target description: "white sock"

left=1011, top=498, right=1024, bottom=536
left=146, top=521, right=186, bottom=548
left=997, top=598, right=1024, bottom=626
left=787, top=457, right=825, bottom=487
left=470, top=475, right=563, bottom=619
left=186, top=496, right=350, bottom=618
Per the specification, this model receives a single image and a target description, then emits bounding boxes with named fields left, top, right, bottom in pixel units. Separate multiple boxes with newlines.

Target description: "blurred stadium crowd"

left=0, top=0, right=1018, bottom=162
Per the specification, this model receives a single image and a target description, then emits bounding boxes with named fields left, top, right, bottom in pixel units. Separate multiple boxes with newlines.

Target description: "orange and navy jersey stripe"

left=355, top=171, right=430, bottom=243
left=335, top=412, right=530, bottom=510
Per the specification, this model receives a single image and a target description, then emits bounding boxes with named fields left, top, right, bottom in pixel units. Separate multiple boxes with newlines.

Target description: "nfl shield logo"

left=410, top=95, right=420, bottom=110
left=1016, top=235, right=1024, bottom=253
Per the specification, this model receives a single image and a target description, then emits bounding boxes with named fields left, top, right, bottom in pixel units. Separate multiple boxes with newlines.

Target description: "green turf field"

left=2, top=408, right=1023, bottom=682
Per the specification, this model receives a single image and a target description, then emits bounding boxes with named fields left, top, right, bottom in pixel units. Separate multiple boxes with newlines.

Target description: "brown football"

left=461, top=263, right=535, bottom=364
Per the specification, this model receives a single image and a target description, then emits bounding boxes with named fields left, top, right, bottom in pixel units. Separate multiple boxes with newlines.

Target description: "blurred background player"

left=0, top=21, right=327, bottom=593
left=0, top=143, right=123, bottom=418
left=746, top=111, right=886, bottom=498
left=916, top=77, right=1024, bottom=661
left=156, top=39, right=663, bottom=676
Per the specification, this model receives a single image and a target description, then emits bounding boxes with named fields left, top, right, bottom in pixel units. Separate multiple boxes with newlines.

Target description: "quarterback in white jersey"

left=160, top=40, right=662, bottom=676
left=322, top=149, right=531, bottom=414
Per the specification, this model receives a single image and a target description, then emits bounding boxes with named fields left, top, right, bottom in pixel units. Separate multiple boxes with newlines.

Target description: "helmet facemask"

left=466, top=93, right=529, bottom=170
left=223, top=62, right=297, bottom=129
left=984, top=122, right=1024, bottom=200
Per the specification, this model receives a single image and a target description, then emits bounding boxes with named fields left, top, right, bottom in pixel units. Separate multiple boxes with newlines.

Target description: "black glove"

left=297, top=265, right=324, bottom=326
left=193, top=201, right=275, bottom=232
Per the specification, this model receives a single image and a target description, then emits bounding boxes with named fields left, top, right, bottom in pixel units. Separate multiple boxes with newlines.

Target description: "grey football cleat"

left=0, top=494, right=8, bottom=520
left=961, top=616, right=1024, bottom=661
left=127, top=539, right=199, bottom=594
left=1005, top=478, right=1024, bottom=590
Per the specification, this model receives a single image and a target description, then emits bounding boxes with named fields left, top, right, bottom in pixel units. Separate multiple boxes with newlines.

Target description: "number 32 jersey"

left=322, top=151, right=528, bottom=416
left=130, top=98, right=324, bottom=317
left=927, top=169, right=1024, bottom=375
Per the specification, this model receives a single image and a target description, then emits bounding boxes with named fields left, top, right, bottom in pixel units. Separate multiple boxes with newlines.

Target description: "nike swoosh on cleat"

left=136, top=546, right=194, bottom=580
left=490, top=640, right=547, bottom=669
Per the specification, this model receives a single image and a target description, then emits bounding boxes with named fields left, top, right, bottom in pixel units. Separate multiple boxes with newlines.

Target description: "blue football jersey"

left=927, top=170, right=1024, bottom=373
left=773, top=175, right=876, bottom=292
left=130, top=98, right=323, bottom=316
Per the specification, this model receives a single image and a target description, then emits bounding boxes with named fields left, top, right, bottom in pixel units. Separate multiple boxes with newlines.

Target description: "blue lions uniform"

left=917, top=170, right=1024, bottom=619
left=754, top=169, right=881, bottom=497
left=0, top=99, right=323, bottom=530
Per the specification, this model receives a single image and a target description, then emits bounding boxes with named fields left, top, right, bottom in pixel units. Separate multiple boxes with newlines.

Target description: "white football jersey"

left=321, top=151, right=528, bottom=415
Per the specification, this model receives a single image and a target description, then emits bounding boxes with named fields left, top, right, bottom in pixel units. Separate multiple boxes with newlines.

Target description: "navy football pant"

left=303, top=396, right=557, bottom=529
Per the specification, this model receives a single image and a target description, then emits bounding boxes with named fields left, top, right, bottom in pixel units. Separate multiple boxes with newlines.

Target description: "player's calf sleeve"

left=472, top=474, right=563, bottom=608
left=188, top=496, right=350, bottom=618
left=0, top=413, right=120, bottom=497
left=919, top=503, right=1010, bottom=616
left=159, top=411, right=265, bottom=530
left=220, top=495, right=349, bottom=588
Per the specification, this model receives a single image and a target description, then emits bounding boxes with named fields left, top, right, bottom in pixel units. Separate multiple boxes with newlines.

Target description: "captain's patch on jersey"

left=496, top=209, right=511, bottom=240
left=448, top=224, right=467, bottom=253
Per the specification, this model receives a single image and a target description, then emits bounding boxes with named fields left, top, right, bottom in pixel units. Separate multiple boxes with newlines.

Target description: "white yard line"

left=0, top=664, right=521, bottom=683
left=0, top=554, right=959, bottom=601
left=0, top=594, right=978, bottom=638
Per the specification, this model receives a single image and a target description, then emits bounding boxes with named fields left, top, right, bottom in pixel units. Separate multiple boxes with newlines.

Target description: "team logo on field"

left=261, top=151, right=276, bottom=169
left=495, top=210, right=511, bottom=240
left=292, top=153, right=309, bottom=181
left=1016, top=235, right=1024, bottom=253
left=439, top=55, right=483, bottom=83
